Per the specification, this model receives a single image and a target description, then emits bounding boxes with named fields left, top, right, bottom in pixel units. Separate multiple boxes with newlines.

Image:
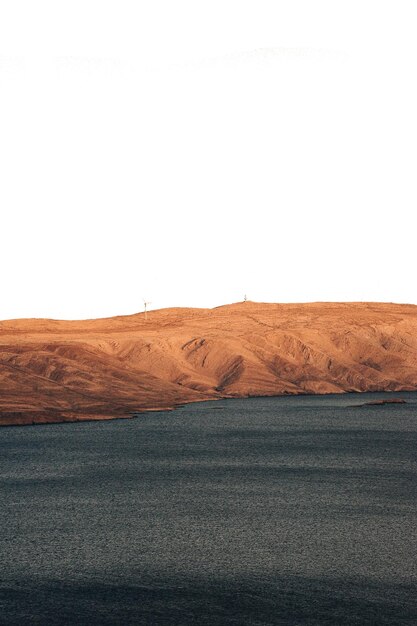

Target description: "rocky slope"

left=1, top=301, right=417, bottom=425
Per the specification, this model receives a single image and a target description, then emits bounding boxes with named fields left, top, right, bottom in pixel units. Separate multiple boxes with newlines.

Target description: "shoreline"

left=2, top=388, right=415, bottom=428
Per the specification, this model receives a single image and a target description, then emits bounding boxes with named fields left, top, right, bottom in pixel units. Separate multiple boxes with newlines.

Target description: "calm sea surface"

left=1, top=392, right=417, bottom=625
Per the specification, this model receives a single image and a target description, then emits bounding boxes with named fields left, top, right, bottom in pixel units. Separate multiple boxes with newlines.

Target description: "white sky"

left=1, top=1, right=416, bottom=320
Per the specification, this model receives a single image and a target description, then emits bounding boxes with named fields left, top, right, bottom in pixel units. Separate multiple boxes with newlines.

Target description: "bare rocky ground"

left=2, top=301, right=417, bottom=425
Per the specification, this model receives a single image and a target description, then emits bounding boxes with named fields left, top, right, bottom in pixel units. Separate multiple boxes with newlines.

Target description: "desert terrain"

left=1, top=301, right=417, bottom=426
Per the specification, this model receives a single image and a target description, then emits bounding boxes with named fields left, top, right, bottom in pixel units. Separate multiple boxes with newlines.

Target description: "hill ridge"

left=2, top=301, right=417, bottom=425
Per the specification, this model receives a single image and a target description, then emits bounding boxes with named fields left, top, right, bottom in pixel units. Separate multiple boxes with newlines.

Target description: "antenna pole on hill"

left=143, top=299, right=152, bottom=321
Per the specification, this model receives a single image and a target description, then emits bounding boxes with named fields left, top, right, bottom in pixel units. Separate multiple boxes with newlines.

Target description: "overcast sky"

left=1, top=1, right=416, bottom=319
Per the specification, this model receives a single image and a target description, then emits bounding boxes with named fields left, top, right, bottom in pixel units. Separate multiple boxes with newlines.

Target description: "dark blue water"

left=1, top=392, right=417, bottom=625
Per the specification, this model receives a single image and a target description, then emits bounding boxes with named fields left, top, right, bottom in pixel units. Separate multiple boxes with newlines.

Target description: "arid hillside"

left=1, top=301, right=417, bottom=425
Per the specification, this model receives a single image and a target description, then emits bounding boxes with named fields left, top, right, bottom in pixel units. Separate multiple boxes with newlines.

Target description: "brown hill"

left=1, top=301, right=417, bottom=426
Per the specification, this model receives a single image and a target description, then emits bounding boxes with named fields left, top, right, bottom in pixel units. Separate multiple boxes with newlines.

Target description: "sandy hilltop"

left=1, top=301, right=417, bottom=426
